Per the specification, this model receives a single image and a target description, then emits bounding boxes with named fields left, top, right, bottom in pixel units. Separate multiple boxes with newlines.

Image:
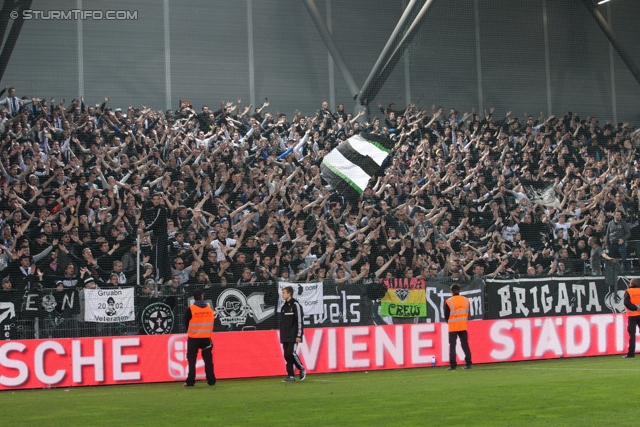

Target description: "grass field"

left=2, top=355, right=639, bottom=427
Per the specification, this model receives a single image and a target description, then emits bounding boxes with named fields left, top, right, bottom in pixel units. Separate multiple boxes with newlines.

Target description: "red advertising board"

left=0, top=313, right=636, bottom=390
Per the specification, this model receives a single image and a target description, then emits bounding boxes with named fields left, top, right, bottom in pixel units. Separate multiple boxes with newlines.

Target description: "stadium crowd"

left=0, top=85, right=639, bottom=295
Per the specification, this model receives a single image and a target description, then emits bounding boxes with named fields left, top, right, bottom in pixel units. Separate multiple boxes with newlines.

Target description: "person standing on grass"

left=623, top=278, right=640, bottom=358
left=280, top=285, right=306, bottom=382
left=445, top=283, right=472, bottom=370
left=184, top=288, right=217, bottom=386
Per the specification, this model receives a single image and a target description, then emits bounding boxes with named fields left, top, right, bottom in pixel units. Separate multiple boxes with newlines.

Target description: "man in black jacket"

left=280, top=285, right=306, bottom=382
left=144, top=192, right=170, bottom=283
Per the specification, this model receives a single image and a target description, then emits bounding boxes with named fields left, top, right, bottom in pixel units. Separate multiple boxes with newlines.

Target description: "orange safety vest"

left=626, top=288, right=640, bottom=317
left=187, top=304, right=215, bottom=338
left=446, top=295, right=470, bottom=332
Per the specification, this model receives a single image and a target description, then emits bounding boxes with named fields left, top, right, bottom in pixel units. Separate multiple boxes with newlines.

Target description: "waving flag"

left=520, top=179, right=561, bottom=208
left=321, top=133, right=394, bottom=201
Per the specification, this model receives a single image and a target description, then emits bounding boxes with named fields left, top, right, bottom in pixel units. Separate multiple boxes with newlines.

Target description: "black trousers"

left=186, top=337, right=216, bottom=385
left=449, top=330, right=472, bottom=368
left=282, top=342, right=304, bottom=377
left=152, top=234, right=171, bottom=282
left=627, top=316, right=640, bottom=357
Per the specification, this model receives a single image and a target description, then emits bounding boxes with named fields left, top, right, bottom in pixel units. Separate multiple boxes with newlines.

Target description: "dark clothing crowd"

left=0, top=89, right=639, bottom=296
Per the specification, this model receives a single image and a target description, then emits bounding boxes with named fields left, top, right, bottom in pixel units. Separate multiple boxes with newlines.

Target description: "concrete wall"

left=2, top=0, right=639, bottom=123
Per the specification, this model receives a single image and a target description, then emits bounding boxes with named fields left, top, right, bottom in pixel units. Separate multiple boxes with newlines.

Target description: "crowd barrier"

left=1, top=275, right=637, bottom=341
left=2, top=274, right=638, bottom=390
left=0, top=313, right=635, bottom=390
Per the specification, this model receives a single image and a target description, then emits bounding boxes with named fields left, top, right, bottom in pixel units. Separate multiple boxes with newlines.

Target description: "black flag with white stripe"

left=320, top=133, right=394, bottom=202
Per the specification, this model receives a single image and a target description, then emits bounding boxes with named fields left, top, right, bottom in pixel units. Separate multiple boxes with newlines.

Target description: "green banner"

left=380, top=278, right=427, bottom=317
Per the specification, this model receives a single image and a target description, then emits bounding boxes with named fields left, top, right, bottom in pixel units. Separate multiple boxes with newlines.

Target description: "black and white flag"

left=321, top=133, right=394, bottom=202
left=22, top=289, right=80, bottom=318
left=84, top=288, right=135, bottom=323
left=0, top=291, right=22, bottom=340
left=520, top=179, right=561, bottom=208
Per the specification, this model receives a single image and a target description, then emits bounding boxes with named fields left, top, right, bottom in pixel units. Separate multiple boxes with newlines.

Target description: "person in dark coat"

left=144, top=192, right=170, bottom=283
left=279, top=285, right=306, bottom=382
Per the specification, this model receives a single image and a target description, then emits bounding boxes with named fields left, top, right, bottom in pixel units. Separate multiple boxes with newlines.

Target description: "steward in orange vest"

left=623, top=278, right=640, bottom=358
left=445, top=283, right=472, bottom=370
left=184, top=288, right=216, bottom=386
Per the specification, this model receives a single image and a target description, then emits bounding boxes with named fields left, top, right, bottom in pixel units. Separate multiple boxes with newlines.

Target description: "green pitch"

left=2, top=356, right=639, bottom=426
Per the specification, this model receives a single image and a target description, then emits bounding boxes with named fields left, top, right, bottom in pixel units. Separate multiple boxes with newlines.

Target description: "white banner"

left=84, top=288, right=135, bottom=323
left=277, top=281, right=324, bottom=316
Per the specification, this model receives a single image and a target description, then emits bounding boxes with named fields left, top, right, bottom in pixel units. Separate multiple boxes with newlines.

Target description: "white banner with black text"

left=277, top=281, right=324, bottom=316
left=84, top=288, right=135, bottom=323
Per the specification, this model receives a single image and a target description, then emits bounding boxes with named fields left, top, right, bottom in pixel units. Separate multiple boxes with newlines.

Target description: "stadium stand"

left=0, top=93, right=639, bottom=338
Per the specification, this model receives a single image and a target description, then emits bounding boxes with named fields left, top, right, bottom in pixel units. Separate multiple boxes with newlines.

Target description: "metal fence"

left=2, top=274, right=638, bottom=340
left=1, top=288, right=193, bottom=340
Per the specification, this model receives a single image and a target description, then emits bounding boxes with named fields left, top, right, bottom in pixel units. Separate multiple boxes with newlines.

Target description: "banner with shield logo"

left=200, top=283, right=278, bottom=331
left=140, top=302, right=175, bottom=334
left=380, top=278, right=427, bottom=317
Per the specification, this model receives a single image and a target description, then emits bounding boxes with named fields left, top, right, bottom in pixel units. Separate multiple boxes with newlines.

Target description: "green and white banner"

left=320, top=133, right=393, bottom=201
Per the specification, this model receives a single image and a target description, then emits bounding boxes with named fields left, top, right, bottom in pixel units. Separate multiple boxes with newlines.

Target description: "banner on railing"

left=24, top=289, right=80, bottom=319
left=84, top=288, right=135, bottom=323
left=423, top=278, right=484, bottom=323
left=200, top=283, right=279, bottom=332
left=0, top=313, right=634, bottom=390
left=277, top=281, right=324, bottom=316
left=139, top=302, right=176, bottom=335
left=380, top=278, right=427, bottom=317
left=303, top=279, right=485, bottom=326
left=303, top=283, right=373, bottom=327
left=484, top=276, right=638, bottom=319
left=0, top=291, right=22, bottom=340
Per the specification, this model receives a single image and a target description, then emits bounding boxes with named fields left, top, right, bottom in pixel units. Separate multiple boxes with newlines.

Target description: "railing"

left=1, top=273, right=638, bottom=340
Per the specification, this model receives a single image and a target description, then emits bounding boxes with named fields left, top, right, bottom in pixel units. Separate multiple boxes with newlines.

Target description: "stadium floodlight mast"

left=303, top=0, right=434, bottom=121
left=305, top=0, right=640, bottom=119
left=301, top=1, right=359, bottom=101
left=357, top=0, right=436, bottom=109
left=0, top=0, right=34, bottom=82
left=582, top=0, right=640, bottom=86
left=357, top=0, right=422, bottom=108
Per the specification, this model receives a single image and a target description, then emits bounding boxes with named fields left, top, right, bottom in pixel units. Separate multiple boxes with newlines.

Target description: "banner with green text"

left=380, top=278, right=427, bottom=317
